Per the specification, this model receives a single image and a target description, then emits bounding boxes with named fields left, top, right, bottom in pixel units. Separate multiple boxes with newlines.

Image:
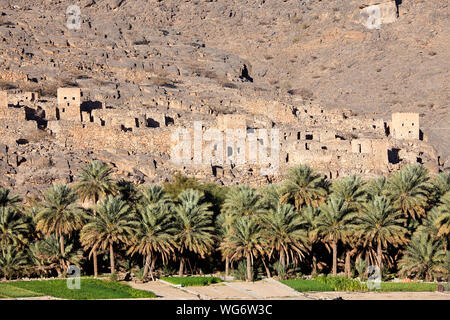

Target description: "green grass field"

left=0, top=279, right=156, bottom=299
left=377, top=282, right=438, bottom=292
left=281, top=279, right=333, bottom=292
left=282, top=279, right=439, bottom=292
left=161, top=276, right=222, bottom=286
left=0, top=283, right=44, bottom=298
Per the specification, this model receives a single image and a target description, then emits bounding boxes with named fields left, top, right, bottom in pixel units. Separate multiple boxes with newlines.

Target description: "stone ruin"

left=0, top=84, right=443, bottom=196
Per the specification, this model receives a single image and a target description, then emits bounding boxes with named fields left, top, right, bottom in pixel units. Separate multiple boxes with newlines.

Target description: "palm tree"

left=436, top=191, right=450, bottom=240
left=225, top=216, right=265, bottom=281
left=0, top=207, right=29, bottom=248
left=221, top=186, right=264, bottom=219
left=117, top=179, right=140, bottom=209
left=330, top=175, right=366, bottom=211
left=386, top=164, right=432, bottom=220
left=365, top=176, right=388, bottom=200
left=128, top=203, right=177, bottom=280
left=216, top=213, right=234, bottom=278
left=356, top=196, right=408, bottom=268
left=74, top=160, right=117, bottom=204
left=299, top=206, right=321, bottom=275
left=260, top=204, right=308, bottom=267
left=74, top=160, right=117, bottom=277
left=29, top=235, right=83, bottom=277
left=417, top=207, right=447, bottom=248
left=280, top=165, right=327, bottom=211
left=80, top=196, right=137, bottom=274
left=259, top=184, right=283, bottom=210
left=0, top=188, right=22, bottom=209
left=0, top=246, right=28, bottom=280
left=34, top=184, right=85, bottom=261
left=139, top=184, right=173, bottom=209
left=399, top=233, right=448, bottom=281
left=173, top=189, right=215, bottom=276
left=430, top=172, right=450, bottom=204
left=316, top=197, right=356, bottom=275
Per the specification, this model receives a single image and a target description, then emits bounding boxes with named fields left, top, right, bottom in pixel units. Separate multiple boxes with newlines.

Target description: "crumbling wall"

left=392, top=112, right=420, bottom=140
left=0, top=91, right=7, bottom=110
left=57, top=88, right=81, bottom=122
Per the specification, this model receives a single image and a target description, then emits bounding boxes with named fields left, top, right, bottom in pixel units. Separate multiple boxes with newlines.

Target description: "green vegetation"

left=282, top=277, right=438, bottom=292
left=160, top=276, right=222, bottom=286
left=281, top=279, right=333, bottom=292
left=4, top=279, right=155, bottom=299
left=0, top=283, right=44, bottom=298
left=377, top=282, right=437, bottom=292
left=315, top=275, right=367, bottom=291
left=0, top=162, right=448, bottom=285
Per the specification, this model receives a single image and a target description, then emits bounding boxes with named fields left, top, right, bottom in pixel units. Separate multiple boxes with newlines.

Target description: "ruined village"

left=0, top=0, right=448, bottom=196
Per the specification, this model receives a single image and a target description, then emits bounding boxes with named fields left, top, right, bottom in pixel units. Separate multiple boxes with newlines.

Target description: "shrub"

left=160, top=276, right=222, bottom=287
left=281, top=279, right=333, bottom=292
left=315, top=275, right=367, bottom=291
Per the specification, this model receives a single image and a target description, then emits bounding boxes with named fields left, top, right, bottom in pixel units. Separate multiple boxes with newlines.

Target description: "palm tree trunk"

left=225, top=256, right=230, bottom=278
left=59, top=234, right=65, bottom=256
left=143, top=255, right=150, bottom=279
left=377, top=238, right=383, bottom=269
left=93, top=253, right=98, bottom=278
left=109, top=243, right=115, bottom=274
left=150, top=258, right=156, bottom=281
left=332, top=240, right=337, bottom=276
left=345, top=250, right=351, bottom=278
left=261, top=256, right=271, bottom=278
left=312, top=253, right=317, bottom=276
left=178, top=257, right=184, bottom=277
left=93, top=209, right=98, bottom=278
left=280, top=250, right=286, bottom=268
left=246, top=254, right=252, bottom=282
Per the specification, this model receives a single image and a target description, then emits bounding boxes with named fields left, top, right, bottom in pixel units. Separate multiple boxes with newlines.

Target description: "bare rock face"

left=0, top=0, right=448, bottom=195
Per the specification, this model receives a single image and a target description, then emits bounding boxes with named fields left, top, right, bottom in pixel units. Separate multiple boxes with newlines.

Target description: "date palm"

left=399, top=232, right=448, bottom=281
left=330, top=175, right=366, bottom=211
left=299, top=206, right=321, bottom=275
left=0, top=207, right=29, bottom=248
left=34, top=184, right=85, bottom=261
left=430, top=172, right=450, bottom=204
left=365, top=177, right=388, bottom=199
left=280, top=165, right=327, bottom=211
left=316, top=197, right=356, bottom=275
left=139, top=184, right=173, bottom=209
left=80, top=196, right=137, bottom=274
left=260, top=203, right=308, bottom=267
left=128, top=203, right=177, bottom=280
left=386, top=164, right=432, bottom=220
left=74, top=160, right=117, bottom=204
left=29, top=235, right=83, bottom=277
left=173, top=189, right=214, bottom=276
left=356, top=196, right=408, bottom=268
left=259, top=184, right=284, bottom=210
left=226, top=216, right=265, bottom=281
left=436, top=192, right=450, bottom=241
left=0, top=188, right=22, bottom=210
left=0, top=246, right=28, bottom=280
left=216, top=213, right=234, bottom=278
left=74, top=160, right=117, bottom=277
left=221, top=186, right=264, bottom=220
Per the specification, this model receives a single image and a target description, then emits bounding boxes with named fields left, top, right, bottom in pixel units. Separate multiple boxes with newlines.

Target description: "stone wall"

left=392, top=112, right=420, bottom=140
